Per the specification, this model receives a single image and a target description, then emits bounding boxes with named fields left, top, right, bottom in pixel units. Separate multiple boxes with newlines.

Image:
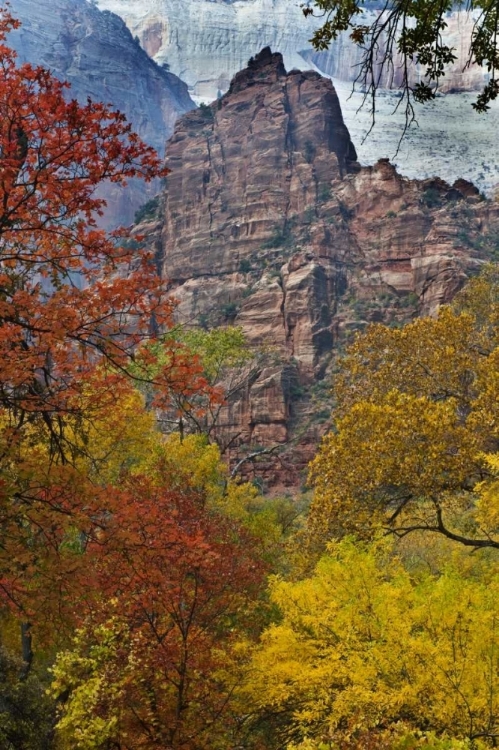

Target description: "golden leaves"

left=244, top=540, right=499, bottom=749
left=309, top=268, right=499, bottom=549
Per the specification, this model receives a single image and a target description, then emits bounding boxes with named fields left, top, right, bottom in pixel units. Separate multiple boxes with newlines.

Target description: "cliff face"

left=95, top=0, right=487, bottom=99
left=159, top=49, right=358, bottom=286
left=302, top=12, right=486, bottom=94
left=9, top=0, right=194, bottom=227
left=94, top=0, right=499, bottom=198
left=94, top=0, right=317, bottom=99
left=142, top=50, right=499, bottom=489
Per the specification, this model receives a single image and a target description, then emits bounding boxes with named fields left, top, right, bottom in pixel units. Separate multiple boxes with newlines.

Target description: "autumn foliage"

left=0, top=8, right=208, bottom=439
left=0, top=6, right=220, bottom=625
left=4, top=4, right=499, bottom=750
left=0, top=13, right=269, bottom=745
left=52, top=465, right=266, bottom=750
left=309, top=266, right=499, bottom=549
left=244, top=540, right=499, bottom=750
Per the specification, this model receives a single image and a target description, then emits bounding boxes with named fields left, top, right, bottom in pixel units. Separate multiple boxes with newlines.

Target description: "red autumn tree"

left=52, top=470, right=267, bottom=750
left=0, top=7, right=214, bottom=634
left=0, top=7, right=207, bottom=449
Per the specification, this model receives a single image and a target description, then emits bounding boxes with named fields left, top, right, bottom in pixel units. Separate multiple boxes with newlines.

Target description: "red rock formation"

left=142, top=49, right=499, bottom=489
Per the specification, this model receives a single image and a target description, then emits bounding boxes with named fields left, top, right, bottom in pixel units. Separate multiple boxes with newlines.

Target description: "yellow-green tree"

left=243, top=539, right=499, bottom=750
left=138, top=326, right=261, bottom=449
left=309, top=266, right=499, bottom=549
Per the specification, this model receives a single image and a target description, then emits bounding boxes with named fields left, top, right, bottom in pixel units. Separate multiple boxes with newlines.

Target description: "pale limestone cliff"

left=95, top=0, right=488, bottom=99
left=95, top=0, right=317, bottom=100
left=302, top=11, right=486, bottom=94
left=9, top=0, right=194, bottom=227
left=141, top=50, right=499, bottom=489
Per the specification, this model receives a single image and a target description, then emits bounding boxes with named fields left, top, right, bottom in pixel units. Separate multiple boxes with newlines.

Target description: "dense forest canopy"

left=310, top=267, right=499, bottom=550
left=0, top=3, right=499, bottom=749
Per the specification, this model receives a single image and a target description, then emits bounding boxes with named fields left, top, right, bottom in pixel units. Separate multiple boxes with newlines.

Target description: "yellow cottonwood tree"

left=475, top=453, right=499, bottom=536
left=309, top=266, right=499, bottom=549
left=244, top=540, right=499, bottom=750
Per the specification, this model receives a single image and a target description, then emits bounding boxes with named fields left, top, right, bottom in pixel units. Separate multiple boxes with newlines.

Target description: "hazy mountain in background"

left=94, top=0, right=499, bottom=196
left=8, top=0, right=195, bottom=226
left=94, top=0, right=487, bottom=100
left=95, top=0, right=318, bottom=100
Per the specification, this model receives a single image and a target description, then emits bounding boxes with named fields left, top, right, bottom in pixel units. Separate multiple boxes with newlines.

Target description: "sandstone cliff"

left=94, top=0, right=499, bottom=198
left=141, top=49, right=499, bottom=489
left=9, top=0, right=194, bottom=227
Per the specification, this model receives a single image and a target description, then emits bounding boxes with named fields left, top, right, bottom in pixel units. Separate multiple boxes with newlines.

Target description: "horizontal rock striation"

left=142, top=51, right=499, bottom=489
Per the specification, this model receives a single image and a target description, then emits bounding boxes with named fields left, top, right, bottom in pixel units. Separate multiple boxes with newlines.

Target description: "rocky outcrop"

left=141, top=51, right=499, bottom=489
left=9, top=0, right=194, bottom=227
left=95, top=0, right=499, bottom=199
left=158, top=48, right=358, bottom=284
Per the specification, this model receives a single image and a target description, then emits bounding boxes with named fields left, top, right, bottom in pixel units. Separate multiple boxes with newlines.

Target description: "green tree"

left=142, top=326, right=262, bottom=450
left=0, top=641, right=54, bottom=750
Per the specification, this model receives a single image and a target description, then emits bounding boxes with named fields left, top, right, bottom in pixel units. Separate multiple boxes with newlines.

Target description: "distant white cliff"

left=94, top=0, right=317, bottom=100
left=95, top=0, right=487, bottom=100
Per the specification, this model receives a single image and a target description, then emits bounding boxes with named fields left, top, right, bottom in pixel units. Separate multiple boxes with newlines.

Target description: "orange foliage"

left=0, top=8, right=215, bottom=625
left=53, top=471, right=267, bottom=749
left=0, top=7, right=209, bottom=436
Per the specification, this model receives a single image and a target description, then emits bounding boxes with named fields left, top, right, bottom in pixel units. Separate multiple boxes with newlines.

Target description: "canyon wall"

left=95, top=0, right=487, bottom=100
left=302, top=11, right=486, bottom=94
left=9, top=0, right=194, bottom=226
left=95, top=0, right=499, bottom=198
left=140, top=49, right=499, bottom=489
